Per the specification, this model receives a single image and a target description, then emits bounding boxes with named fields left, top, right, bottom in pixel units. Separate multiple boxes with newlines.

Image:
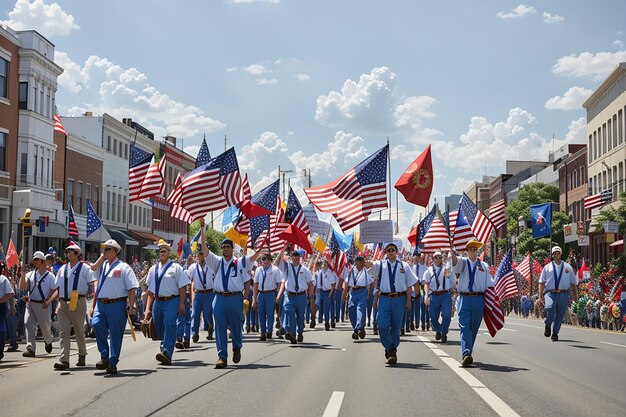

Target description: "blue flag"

left=530, top=203, right=551, bottom=239
left=86, top=199, right=103, bottom=237
left=332, top=229, right=353, bottom=253
left=196, top=137, right=211, bottom=168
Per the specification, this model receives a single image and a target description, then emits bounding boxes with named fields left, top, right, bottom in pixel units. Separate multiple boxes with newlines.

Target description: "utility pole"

left=278, top=166, right=293, bottom=201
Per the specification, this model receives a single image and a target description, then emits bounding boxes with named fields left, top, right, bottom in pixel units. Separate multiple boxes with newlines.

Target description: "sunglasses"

left=104, top=247, right=115, bottom=252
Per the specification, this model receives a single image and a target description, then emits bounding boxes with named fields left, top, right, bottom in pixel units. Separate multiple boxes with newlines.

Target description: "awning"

left=107, top=229, right=139, bottom=246
left=129, top=230, right=165, bottom=246
left=610, top=239, right=623, bottom=247
left=143, top=244, right=159, bottom=250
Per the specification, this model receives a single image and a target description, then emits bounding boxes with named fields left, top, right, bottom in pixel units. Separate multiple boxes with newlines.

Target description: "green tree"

left=593, top=191, right=626, bottom=235
left=505, top=182, right=570, bottom=262
left=188, top=220, right=226, bottom=254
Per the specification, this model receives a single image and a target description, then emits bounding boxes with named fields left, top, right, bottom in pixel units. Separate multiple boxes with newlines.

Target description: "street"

left=1, top=317, right=624, bottom=417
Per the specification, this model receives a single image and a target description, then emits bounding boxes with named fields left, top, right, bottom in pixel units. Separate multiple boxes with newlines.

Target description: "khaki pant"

left=58, top=298, right=88, bottom=362
left=25, top=301, right=53, bottom=354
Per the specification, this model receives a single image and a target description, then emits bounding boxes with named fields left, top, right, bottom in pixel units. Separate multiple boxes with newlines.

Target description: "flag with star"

left=86, top=199, right=103, bottom=238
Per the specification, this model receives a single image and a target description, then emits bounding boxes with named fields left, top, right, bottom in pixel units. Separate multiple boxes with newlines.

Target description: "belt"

left=98, top=297, right=127, bottom=304
left=217, top=292, right=241, bottom=296
left=194, top=289, right=213, bottom=293
left=320, top=289, right=331, bottom=293
left=28, top=299, right=45, bottom=304
left=549, top=289, right=567, bottom=294
left=460, top=292, right=484, bottom=297
left=60, top=295, right=86, bottom=301
left=351, top=286, right=366, bottom=291
left=381, top=292, right=404, bottom=298
left=156, top=294, right=180, bottom=302
left=259, top=290, right=275, bottom=293
left=431, top=290, right=449, bottom=296
left=288, top=291, right=307, bottom=296
left=411, top=295, right=420, bottom=300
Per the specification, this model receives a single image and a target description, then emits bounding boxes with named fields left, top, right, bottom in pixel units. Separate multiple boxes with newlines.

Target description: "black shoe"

left=246, top=325, right=251, bottom=334
left=421, top=324, right=425, bottom=331
left=426, top=324, right=430, bottom=331
left=6, top=346, right=18, bottom=352
left=215, top=358, right=227, bottom=369
left=358, top=329, right=366, bottom=339
left=331, top=321, right=336, bottom=328
left=76, top=355, right=86, bottom=367
left=285, top=332, right=297, bottom=344
left=441, top=335, right=447, bottom=344
left=193, top=333, right=199, bottom=343
left=266, top=333, right=272, bottom=340
left=551, top=334, right=558, bottom=342
left=297, top=333, right=303, bottom=343
left=544, top=326, right=551, bottom=337
left=277, top=327, right=286, bottom=336
left=405, top=327, right=411, bottom=333
left=156, top=352, right=171, bottom=365
left=54, top=360, right=69, bottom=370
left=175, top=338, right=184, bottom=350
left=325, top=322, right=330, bottom=331
left=410, top=324, right=415, bottom=331
left=183, top=340, right=190, bottom=349
left=387, top=349, right=397, bottom=365
left=22, top=349, right=35, bottom=358
left=95, top=358, right=109, bottom=370
left=352, top=332, right=359, bottom=340
left=400, top=329, right=405, bottom=336
left=105, top=364, right=118, bottom=374
left=462, top=355, right=473, bottom=367
left=233, top=348, right=241, bottom=364
left=260, top=333, right=267, bottom=341
left=435, top=332, right=441, bottom=341
left=45, top=343, right=53, bottom=354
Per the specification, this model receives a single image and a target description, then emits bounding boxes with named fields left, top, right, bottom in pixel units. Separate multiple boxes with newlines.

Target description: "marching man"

left=423, top=250, right=454, bottom=344
left=343, top=255, right=373, bottom=340
left=187, top=219, right=216, bottom=343
left=252, top=253, right=283, bottom=341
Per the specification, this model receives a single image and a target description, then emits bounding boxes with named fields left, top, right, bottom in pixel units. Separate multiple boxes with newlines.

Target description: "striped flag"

left=234, top=174, right=253, bottom=235
left=459, top=192, right=494, bottom=244
left=255, top=196, right=289, bottom=252
left=324, top=233, right=347, bottom=276
left=169, top=173, right=193, bottom=223
left=54, top=114, right=67, bottom=135
left=488, top=199, right=507, bottom=230
left=420, top=216, right=451, bottom=253
left=248, top=180, right=279, bottom=248
left=416, top=205, right=437, bottom=249
left=85, top=199, right=103, bottom=237
left=452, top=205, right=475, bottom=251
left=67, top=203, right=79, bottom=239
left=515, top=254, right=532, bottom=284
left=305, top=145, right=388, bottom=232
left=195, top=136, right=211, bottom=168
left=448, top=209, right=458, bottom=237
left=584, top=189, right=613, bottom=210
left=129, top=143, right=165, bottom=202
left=483, top=286, right=505, bottom=337
left=285, top=187, right=310, bottom=235
left=494, top=249, right=519, bottom=301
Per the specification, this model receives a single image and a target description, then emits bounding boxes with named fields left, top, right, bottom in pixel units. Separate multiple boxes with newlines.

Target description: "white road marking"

left=322, top=391, right=345, bottom=417
left=505, top=322, right=544, bottom=330
left=418, top=336, right=520, bottom=417
left=599, top=341, right=626, bottom=348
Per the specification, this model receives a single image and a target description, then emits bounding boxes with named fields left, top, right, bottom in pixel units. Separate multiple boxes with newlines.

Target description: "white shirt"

left=26, top=269, right=55, bottom=301
left=95, top=260, right=139, bottom=299
left=413, top=262, right=428, bottom=284
left=539, top=261, right=578, bottom=290
left=283, top=262, right=314, bottom=293
left=0, top=274, right=14, bottom=298
left=146, top=261, right=189, bottom=297
left=206, top=253, right=253, bottom=293
left=423, top=264, right=454, bottom=292
left=187, top=261, right=214, bottom=290
left=54, top=262, right=96, bottom=297
left=369, top=260, right=418, bottom=293
left=346, top=267, right=373, bottom=288
left=316, top=269, right=337, bottom=291
left=254, top=265, right=283, bottom=291
left=452, top=257, right=493, bottom=293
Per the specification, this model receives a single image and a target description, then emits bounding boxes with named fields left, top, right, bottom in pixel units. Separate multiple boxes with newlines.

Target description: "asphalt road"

left=1, top=316, right=624, bottom=417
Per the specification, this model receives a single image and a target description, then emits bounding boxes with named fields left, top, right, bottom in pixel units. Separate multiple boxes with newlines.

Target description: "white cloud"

left=0, top=0, right=80, bottom=37
left=542, top=12, right=564, bottom=24
left=227, top=0, right=279, bottom=4
left=496, top=4, right=536, bottom=19
left=225, top=66, right=238, bottom=72
left=56, top=53, right=225, bottom=139
left=315, top=66, right=437, bottom=135
left=544, top=86, right=592, bottom=111
left=183, top=145, right=201, bottom=159
left=450, top=178, right=474, bottom=195
left=293, top=73, right=310, bottom=81
left=552, top=51, right=626, bottom=81
left=239, top=131, right=290, bottom=190
left=613, top=40, right=624, bottom=49
left=244, top=64, right=268, bottom=75
left=256, top=78, right=278, bottom=85
left=565, top=117, right=587, bottom=144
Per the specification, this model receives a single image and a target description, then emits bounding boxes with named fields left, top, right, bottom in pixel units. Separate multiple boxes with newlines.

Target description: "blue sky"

left=2, top=0, right=625, bottom=237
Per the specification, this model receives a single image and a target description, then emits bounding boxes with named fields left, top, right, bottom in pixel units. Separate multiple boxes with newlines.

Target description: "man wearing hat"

left=366, top=242, right=418, bottom=365
left=412, top=251, right=428, bottom=331
left=0, top=266, right=15, bottom=363
left=143, top=240, right=189, bottom=365
left=252, top=253, right=283, bottom=341
left=451, top=239, right=493, bottom=367
left=18, top=251, right=56, bottom=357
left=205, top=237, right=259, bottom=368
left=89, top=239, right=139, bottom=374
left=276, top=246, right=315, bottom=344
left=187, top=221, right=216, bottom=343
left=343, top=255, right=373, bottom=340
left=423, top=250, right=454, bottom=343
left=314, top=258, right=337, bottom=331
left=52, top=241, right=96, bottom=370
left=539, top=246, right=578, bottom=341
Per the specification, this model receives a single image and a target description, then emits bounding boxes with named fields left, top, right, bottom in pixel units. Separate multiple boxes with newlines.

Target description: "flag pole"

left=387, top=137, right=391, bottom=221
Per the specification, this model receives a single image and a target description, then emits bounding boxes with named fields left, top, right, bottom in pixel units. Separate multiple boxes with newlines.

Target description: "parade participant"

left=423, top=250, right=454, bottom=343
left=331, top=266, right=344, bottom=327
left=205, top=238, right=259, bottom=369
left=19, top=251, right=56, bottom=357
left=89, top=239, right=138, bottom=374
left=412, top=251, right=427, bottom=331
left=539, top=246, right=578, bottom=341
left=187, top=220, right=215, bottom=343
left=343, top=255, right=373, bottom=340
left=315, top=259, right=337, bottom=331
left=52, top=242, right=96, bottom=370
left=0, top=266, right=15, bottom=363
left=367, top=242, right=417, bottom=365
left=252, top=254, right=283, bottom=341
left=143, top=240, right=189, bottom=365
left=451, top=239, right=492, bottom=367
left=276, top=248, right=315, bottom=344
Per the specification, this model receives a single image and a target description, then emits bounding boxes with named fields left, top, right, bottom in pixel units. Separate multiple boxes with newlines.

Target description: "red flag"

left=278, top=224, right=313, bottom=254
left=177, top=237, right=184, bottom=257
left=394, top=145, right=433, bottom=207
left=578, top=259, right=588, bottom=279
left=483, top=287, right=504, bottom=337
left=238, top=200, right=273, bottom=219
left=407, top=225, right=418, bottom=247
left=6, top=239, right=18, bottom=269
left=54, top=114, right=67, bottom=135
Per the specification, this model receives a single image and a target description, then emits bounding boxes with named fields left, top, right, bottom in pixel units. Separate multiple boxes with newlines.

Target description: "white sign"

left=359, top=220, right=394, bottom=244
left=302, top=205, right=331, bottom=236
left=564, top=222, right=578, bottom=243
left=604, top=221, right=619, bottom=233
left=577, top=235, right=590, bottom=246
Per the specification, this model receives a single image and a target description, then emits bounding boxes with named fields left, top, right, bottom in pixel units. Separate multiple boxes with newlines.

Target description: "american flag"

left=494, top=249, right=519, bottom=301
left=371, top=243, right=382, bottom=261
left=85, top=199, right=103, bottom=237
left=233, top=174, right=253, bottom=235
left=285, top=187, right=310, bottom=236
left=324, top=233, right=347, bottom=276
left=195, top=137, right=211, bottom=168
left=452, top=205, right=475, bottom=251
left=129, top=143, right=165, bottom=202
left=305, top=145, right=388, bottom=231
left=584, top=189, right=613, bottom=210
left=448, top=209, right=458, bottom=237
left=420, top=215, right=451, bottom=253
left=514, top=254, right=541, bottom=285
left=489, top=199, right=507, bottom=230
left=248, top=180, right=279, bottom=248
left=67, top=203, right=79, bottom=239
left=169, top=173, right=193, bottom=223
left=459, top=193, right=494, bottom=244
left=416, top=205, right=437, bottom=249
left=54, top=114, right=67, bottom=135
left=255, top=195, right=289, bottom=252
left=483, top=286, right=505, bottom=337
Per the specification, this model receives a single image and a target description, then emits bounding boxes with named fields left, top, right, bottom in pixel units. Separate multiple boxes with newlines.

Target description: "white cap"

left=31, top=251, right=46, bottom=261
left=65, top=241, right=82, bottom=253
left=551, top=246, right=562, bottom=254
left=103, top=239, right=121, bottom=251
left=433, top=250, right=443, bottom=257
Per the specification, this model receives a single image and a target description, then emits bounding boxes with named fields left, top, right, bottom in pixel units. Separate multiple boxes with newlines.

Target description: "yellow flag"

left=314, top=237, right=326, bottom=253
left=354, top=231, right=364, bottom=253
left=225, top=227, right=248, bottom=248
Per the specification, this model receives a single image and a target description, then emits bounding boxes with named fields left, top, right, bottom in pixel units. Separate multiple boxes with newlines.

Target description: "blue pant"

left=155, top=297, right=180, bottom=358
left=458, top=295, right=484, bottom=357
left=339, top=289, right=347, bottom=320
left=92, top=300, right=127, bottom=366
left=245, top=291, right=258, bottom=328
left=283, top=293, right=306, bottom=335
left=213, top=294, right=243, bottom=360
left=429, top=293, right=452, bottom=335
left=176, top=294, right=191, bottom=341
left=316, top=291, right=332, bottom=324
left=257, top=292, right=276, bottom=334
left=0, top=302, right=6, bottom=359
left=366, top=292, right=374, bottom=326
left=332, top=291, right=342, bottom=321
left=544, top=292, right=569, bottom=336
left=192, top=292, right=215, bottom=334
left=377, top=295, right=406, bottom=351
left=348, top=288, right=367, bottom=331
left=5, top=307, right=17, bottom=348
left=620, top=299, right=626, bottom=326
left=420, top=297, right=430, bottom=327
